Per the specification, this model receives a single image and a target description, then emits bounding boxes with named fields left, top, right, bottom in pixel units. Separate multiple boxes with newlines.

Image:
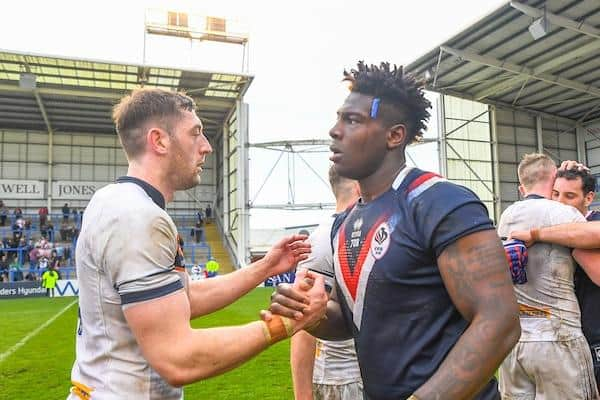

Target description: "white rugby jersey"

left=297, top=217, right=362, bottom=386
left=498, top=195, right=586, bottom=342
left=68, top=178, right=186, bottom=400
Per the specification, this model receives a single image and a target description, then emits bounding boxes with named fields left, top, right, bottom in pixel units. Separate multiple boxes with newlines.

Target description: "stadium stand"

left=0, top=208, right=222, bottom=282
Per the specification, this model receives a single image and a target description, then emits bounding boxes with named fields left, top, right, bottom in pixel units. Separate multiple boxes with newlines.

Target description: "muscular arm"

left=125, top=275, right=327, bottom=387
left=187, top=259, right=273, bottom=318
left=187, top=235, right=310, bottom=319
left=511, top=221, right=600, bottom=249
left=290, top=331, right=316, bottom=400
left=414, top=229, right=520, bottom=400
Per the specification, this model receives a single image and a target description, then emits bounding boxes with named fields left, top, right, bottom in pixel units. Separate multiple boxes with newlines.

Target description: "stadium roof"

left=406, top=0, right=600, bottom=125
left=0, top=49, right=253, bottom=136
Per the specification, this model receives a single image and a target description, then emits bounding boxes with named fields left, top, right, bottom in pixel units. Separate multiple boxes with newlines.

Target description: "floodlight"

left=529, top=16, right=549, bottom=40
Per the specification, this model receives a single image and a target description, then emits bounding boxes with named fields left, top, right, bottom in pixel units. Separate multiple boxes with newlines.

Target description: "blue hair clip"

left=370, top=98, right=380, bottom=119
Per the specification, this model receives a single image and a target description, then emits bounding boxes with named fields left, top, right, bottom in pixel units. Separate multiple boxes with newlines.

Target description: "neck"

left=127, top=159, right=173, bottom=203
left=522, top=182, right=553, bottom=199
left=359, top=157, right=406, bottom=202
left=335, top=196, right=356, bottom=212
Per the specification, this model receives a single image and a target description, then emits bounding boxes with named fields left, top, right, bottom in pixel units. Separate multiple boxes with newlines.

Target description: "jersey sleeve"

left=297, top=218, right=335, bottom=288
left=410, top=181, right=495, bottom=258
left=105, top=212, right=183, bottom=306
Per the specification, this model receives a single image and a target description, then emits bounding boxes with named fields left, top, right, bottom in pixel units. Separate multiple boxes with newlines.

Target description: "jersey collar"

left=116, top=176, right=166, bottom=210
left=524, top=193, right=545, bottom=200
left=391, top=166, right=414, bottom=190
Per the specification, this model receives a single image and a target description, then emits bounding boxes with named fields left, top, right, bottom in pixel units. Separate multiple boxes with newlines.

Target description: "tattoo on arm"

left=415, top=230, right=520, bottom=400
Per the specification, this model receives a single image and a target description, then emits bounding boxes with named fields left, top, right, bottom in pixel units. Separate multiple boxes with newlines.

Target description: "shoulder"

left=309, top=217, right=335, bottom=242
left=545, top=200, right=585, bottom=223
left=588, top=211, right=600, bottom=221
left=403, top=169, right=484, bottom=212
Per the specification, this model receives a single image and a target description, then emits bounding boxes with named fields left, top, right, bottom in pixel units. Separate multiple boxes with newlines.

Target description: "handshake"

left=260, top=269, right=329, bottom=344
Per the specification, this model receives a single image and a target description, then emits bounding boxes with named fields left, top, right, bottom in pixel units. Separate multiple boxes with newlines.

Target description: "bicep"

left=124, top=290, right=191, bottom=369
left=437, top=229, right=516, bottom=321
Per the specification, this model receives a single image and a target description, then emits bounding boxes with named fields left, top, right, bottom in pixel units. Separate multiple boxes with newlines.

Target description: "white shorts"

left=499, top=337, right=599, bottom=400
left=313, top=382, right=363, bottom=400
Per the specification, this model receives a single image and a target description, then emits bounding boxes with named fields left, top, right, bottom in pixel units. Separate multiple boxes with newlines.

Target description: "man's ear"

left=148, top=128, right=169, bottom=155
left=387, top=123, right=407, bottom=150
left=518, top=184, right=526, bottom=198
left=584, top=191, right=595, bottom=209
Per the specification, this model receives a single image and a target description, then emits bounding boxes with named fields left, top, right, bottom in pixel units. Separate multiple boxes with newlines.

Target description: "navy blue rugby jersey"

left=331, top=167, right=498, bottom=400
left=575, top=210, right=600, bottom=348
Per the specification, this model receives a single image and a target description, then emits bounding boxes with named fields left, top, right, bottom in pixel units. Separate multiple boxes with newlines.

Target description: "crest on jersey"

left=371, top=222, right=391, bottom=260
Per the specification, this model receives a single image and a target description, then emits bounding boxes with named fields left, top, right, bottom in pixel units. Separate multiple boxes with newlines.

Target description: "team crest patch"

left=371, top=222, right=391, bottom=259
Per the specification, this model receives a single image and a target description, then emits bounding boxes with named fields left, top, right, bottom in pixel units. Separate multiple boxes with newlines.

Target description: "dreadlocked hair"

left=343, top=61, right=431, bottom=144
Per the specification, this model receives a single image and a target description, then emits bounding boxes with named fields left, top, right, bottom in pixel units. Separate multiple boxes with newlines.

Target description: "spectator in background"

left=0, top=200, right=8, bottom=226
left=50, top=249, right=60, bottom=270
left=42, top=266, right=59, bottom=297
left=60, top=221, right=76, bottom=241
left=205, top=256, right=220, bottom=277
left=205, top=204, right=212, bottom=223
left=38, top=256, right=49, bottom=271
left=0, top=254, right=9, bottom=281
left=72, top=208, right=78, bottom=223
left=25, top=270, right=37, bottom=281
left=10, top=261, right=23, bottom=281
left=62, top=203, right=70, bottom=222
left=14, top=207, right=22, bottom=219
left=38, top=205, right=49, bottom=227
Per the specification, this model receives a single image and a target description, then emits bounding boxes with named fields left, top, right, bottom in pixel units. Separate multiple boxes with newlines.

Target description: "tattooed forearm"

left=415, top=230, right=520, bottom=400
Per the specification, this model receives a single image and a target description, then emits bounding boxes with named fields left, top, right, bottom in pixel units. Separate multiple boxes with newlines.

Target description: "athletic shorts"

left=499, top=337, right=599, bottom=400
left=313, top=382, right=363, bottom=400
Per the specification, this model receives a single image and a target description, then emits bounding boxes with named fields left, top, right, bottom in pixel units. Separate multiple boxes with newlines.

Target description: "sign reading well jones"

left=52, top=181, right=110, bottom=200
left=0, top=180, right=45, bottom=199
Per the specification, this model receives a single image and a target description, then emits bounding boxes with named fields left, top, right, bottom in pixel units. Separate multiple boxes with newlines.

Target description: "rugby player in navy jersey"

left=267, top=62, right=520, bottom=400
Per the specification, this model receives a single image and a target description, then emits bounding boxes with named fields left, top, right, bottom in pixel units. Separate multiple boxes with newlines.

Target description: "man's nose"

left=329, top=122, right=341, bottom=139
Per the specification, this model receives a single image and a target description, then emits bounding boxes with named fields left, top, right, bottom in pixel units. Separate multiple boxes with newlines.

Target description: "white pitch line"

left=0, top=299, right=78, bottom=363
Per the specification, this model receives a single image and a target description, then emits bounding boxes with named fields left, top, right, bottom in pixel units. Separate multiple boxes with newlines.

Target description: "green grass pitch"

left=0, top=288, right=295, bottom=399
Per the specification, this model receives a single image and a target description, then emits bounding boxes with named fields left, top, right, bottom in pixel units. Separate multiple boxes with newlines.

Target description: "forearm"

left=414, top=313, right=519, bottom=400
left=188, top=260, right=269, bottom=318
left=309, top=299, right=352, bottom=340
left=164, top=321, right=271, bottom=385
left=291, top=331, right=316, bottom=400
left=538, top=222, right=600, bottom=249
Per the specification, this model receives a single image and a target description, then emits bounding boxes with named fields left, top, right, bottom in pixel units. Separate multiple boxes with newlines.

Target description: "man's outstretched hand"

left=260, top=235, right=311, bottom=277
left=261, top=269, right=328, bottom=334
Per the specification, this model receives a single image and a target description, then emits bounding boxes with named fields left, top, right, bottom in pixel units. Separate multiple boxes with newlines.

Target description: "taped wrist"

left=261, top=315, right=293, bottom=344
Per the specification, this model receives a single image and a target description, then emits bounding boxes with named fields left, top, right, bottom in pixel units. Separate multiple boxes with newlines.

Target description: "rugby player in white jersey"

left=67, top=88, right=327, bottom=399
left=291, top=166, right=363, bottom=400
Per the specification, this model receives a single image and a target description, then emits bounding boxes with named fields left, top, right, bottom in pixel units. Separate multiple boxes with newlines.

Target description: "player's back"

left=498, top=197, right=585, bottom=341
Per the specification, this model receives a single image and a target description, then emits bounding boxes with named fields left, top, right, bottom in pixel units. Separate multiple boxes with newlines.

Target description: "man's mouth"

left=329, top=146, right=342, bottom=162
